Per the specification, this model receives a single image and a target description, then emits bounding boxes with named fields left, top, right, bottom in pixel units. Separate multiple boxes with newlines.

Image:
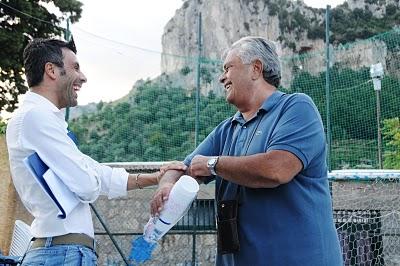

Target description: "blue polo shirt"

left=184, top=91, right=342, bottom=266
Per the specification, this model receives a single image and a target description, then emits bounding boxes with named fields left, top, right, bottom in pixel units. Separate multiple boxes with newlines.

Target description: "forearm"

left=215, top=151, right=301, bottom=188
left=127, top=172, right=159, bottom=190
left=216, top=154, right=279, bottom=188
left=159, top=169, right=183, bottom=186
left=150, top=169, right=184, bottom=215
left=127, top=168, right=185, bottom=190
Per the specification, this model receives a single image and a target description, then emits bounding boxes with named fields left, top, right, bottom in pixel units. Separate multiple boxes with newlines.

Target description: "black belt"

left=31, top=233, right=96, bottom=252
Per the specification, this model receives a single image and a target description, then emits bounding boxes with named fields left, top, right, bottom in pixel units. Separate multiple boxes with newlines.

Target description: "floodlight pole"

left=65, top=17, right=71, bottom=121
left=373, top=79, right=383, bottom=169
left=195, top=13, right=202, bottom=148
left=192, top=13, right=202, bottom=266
left=370, top=63, right=383, bottom=169
left=325, top=5, right=332, bottom=171
left=376, top=89, right=382, bottom=169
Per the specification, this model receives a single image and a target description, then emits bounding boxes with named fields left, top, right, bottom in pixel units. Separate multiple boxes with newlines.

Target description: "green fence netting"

left=69, top=28, right=400, bottom=170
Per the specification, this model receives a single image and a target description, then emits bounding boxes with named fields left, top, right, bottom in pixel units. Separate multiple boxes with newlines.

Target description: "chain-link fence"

left=92, top=168, right=400, bottom=266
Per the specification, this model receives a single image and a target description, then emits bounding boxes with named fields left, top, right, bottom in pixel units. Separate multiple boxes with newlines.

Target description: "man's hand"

left=160, top=161, right=187, bottom=176
left=188, top=155, right=212, bottom=178
left=150, top=182, right=174, bottom=216
left=150, top=167, right=184, bottom=216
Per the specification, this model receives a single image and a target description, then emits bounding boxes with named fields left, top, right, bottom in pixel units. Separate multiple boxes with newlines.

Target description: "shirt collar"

left=24, top=91, right=66, bottom=120
left=231, top=90, right=285, bottom=124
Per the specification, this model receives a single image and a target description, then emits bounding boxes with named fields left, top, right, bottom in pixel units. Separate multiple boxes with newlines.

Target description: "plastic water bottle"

left=143, top=175, right=200, bottom=242
left=129, top=175, right=199, bottom=264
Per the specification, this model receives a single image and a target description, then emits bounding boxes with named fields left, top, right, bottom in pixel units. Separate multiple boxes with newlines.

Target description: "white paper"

left=42, top=169, right=80, bottom=219
left=23, top=157, right=80, bottom=219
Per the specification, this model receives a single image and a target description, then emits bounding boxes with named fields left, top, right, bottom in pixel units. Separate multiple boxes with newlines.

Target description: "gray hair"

left=224, top=36, right=281, bottom=87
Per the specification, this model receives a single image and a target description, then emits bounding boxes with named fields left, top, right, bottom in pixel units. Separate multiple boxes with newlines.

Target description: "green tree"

left=0, top=0, right=83, bottom=113
left=291, top=67, right=400, bottom=140
left=331, top=6, right=400, bottom=43
left=382, top=118, right=400, bottom=168
left=70, top=81, right=235, bottom=162
left=0, top=119, right=6, bottom=134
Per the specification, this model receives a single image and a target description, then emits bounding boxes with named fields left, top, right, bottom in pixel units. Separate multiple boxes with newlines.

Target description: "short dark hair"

left=23, top=38, right=77, bottom=87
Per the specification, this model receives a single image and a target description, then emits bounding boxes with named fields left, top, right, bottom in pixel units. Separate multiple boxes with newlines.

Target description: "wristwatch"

left=207, top=156, right=219, bottom=176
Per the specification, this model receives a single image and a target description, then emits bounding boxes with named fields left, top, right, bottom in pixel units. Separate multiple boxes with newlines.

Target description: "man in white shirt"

left=6, top=38, right=185, bottom=265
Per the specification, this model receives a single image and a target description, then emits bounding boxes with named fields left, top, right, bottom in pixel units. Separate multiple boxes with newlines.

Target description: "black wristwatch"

left=207, top=156, right=219, bottom=176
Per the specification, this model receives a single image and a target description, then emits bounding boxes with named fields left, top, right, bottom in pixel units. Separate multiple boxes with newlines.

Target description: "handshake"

left=152, top=155, right=217, bottom=216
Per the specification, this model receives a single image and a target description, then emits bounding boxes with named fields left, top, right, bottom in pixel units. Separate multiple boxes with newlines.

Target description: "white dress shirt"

left=6, top=91, right=129, bottom=238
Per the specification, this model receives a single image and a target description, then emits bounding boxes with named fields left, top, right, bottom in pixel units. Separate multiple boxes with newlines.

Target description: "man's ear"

left=44, top=62, right=57, bottom=80
left=252, top=59, right=263, bottom=80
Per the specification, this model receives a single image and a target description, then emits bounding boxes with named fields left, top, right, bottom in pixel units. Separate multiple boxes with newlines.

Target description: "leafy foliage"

left=180, top=66, right=192, bottom=76
left=0, top=119, right=6, bottom=135
left=69, top=81, right=235, bottom=162
left=289, top=67, right=400, bottom=169
left=291, top=67, right=400, bottom=140
left=0, top=0, right=83, bottom=113
left=269, top=1, right=400, bottom=49
left=330, top=5, right=400, bottom=44
left=268, top=2, right=279, bottom=16
left=382, top=118, right=400, bottom=169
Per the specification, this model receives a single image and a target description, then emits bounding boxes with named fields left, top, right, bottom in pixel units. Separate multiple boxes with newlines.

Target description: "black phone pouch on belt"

left=217, top=199, right=240, bottom=254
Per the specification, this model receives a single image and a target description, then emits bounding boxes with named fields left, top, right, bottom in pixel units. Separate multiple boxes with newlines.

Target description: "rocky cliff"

left=161, top=0, right=325, bottom=71
left=160, top=0, right=399, bottom=91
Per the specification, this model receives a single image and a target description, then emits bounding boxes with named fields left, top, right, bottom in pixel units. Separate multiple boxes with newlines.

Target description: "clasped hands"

left=151, top=155, right=213, bottom=216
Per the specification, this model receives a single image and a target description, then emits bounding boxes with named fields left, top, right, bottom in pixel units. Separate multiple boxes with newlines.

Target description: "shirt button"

left=243, top=126, right=247, bottom=129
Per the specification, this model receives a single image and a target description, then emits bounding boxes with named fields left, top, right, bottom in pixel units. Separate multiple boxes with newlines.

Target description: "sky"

left=70, top=0, right=183, bottom=105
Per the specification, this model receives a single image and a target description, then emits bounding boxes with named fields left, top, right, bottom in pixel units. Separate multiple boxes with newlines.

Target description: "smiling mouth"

left=72, top=84, right=81, bottom=92
left=224, top=82, right=232, bottom=90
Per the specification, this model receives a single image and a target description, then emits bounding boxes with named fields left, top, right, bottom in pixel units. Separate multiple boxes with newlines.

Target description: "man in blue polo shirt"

left=152, top=36, right=342, bottom=265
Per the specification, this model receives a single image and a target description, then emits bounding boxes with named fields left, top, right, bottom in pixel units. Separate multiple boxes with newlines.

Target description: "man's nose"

left=219, top=73, right=226, bottom=84
left=80, top=72, right=87, bottom=83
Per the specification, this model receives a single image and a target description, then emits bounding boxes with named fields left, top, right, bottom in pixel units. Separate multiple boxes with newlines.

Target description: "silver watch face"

left=208, top=158, right=217, bottom=167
